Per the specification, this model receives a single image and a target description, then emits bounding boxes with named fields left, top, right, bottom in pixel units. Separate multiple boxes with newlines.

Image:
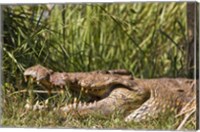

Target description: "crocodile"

left=23, top=64, right=196, bottom=122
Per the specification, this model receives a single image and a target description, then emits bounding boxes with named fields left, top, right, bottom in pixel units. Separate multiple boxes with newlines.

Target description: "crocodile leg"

left=124, top=79, right=195, bottom=122
left=124, top=94, right=162, bottom=122
left=124, top=90, right=173, bottom=122
left=60, top=87, right=148, bottom=117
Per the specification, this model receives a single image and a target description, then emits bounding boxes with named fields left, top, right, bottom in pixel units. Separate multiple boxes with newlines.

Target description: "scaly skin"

left=23, top=65, right=196, bottom=122
left=124, top=78, right=195, bottom=121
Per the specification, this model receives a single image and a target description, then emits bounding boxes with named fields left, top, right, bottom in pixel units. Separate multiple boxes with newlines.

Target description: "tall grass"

left=2, top=3, right=195, bottom=129
left=3, top=3, right=188, bottom=80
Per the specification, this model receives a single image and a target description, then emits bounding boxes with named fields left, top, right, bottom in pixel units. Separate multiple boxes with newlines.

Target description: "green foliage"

left=2, top=3, right=195, bottom=129
left=3, top=3, right=188, bottom=82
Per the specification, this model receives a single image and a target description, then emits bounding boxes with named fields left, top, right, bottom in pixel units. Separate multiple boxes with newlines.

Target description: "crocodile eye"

left=177, top=89, right=184, bottom=92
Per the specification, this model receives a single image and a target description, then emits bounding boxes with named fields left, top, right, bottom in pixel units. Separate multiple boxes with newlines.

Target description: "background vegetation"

left=1, top=3, right=196, bottom=129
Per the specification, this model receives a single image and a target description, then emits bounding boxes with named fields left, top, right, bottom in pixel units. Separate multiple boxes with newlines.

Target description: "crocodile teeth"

left=30, top=77, right=34, bottom=83
left=91, top=84, right=96, bottom=87
left=94, top=100, right=97, bottom=106
left=25, top=103, right=32, bottom=110
left=88, top=102, right=92, bottom=106
left=78, top=102, right=82, bottom=108
left=35, top=100, right=39, bottom=105
left=73, top=103, right=77, bottom=109
left=24, top=76, right=27, bottom=82
left=91, top=102, right=96, bottom=107
left=85, top=89, right=88, bottom=93
left=73, top=97, right=77, bottom=103
left=45, top=99, right=49, bottom=105
left=83, top=102, right=87, bottom=108
left=81, top=87, right=84, bottom=91
left=68, top=104, right=72, bottom=108
left=61, top=100, right=100, bottom=113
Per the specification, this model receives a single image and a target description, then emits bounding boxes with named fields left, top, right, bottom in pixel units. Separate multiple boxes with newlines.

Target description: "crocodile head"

left=24, top=64, right=53, bottom=87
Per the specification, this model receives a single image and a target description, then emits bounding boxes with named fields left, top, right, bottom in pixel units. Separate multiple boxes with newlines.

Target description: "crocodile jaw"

left=60, top=87, right=148, bottom=117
